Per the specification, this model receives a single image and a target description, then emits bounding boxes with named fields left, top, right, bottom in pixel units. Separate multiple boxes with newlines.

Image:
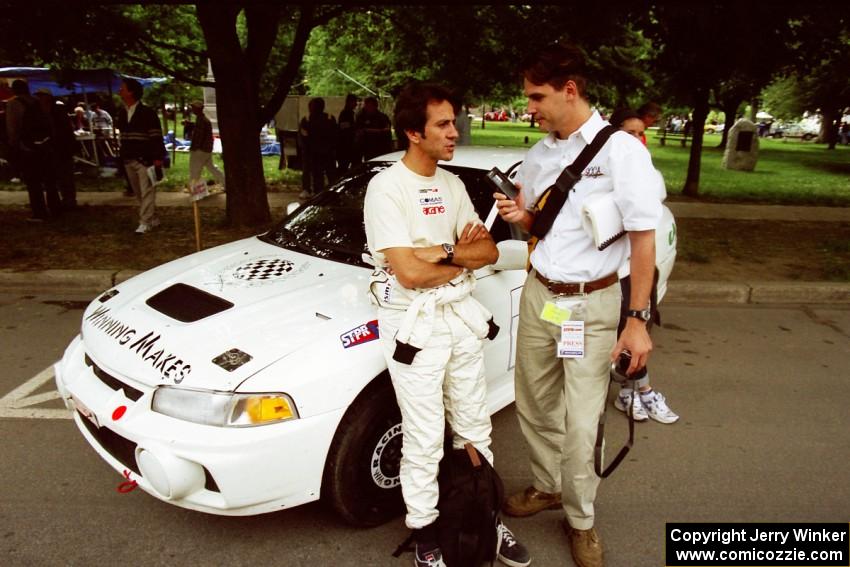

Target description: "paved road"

left=1, top=293, right=848, bottom=566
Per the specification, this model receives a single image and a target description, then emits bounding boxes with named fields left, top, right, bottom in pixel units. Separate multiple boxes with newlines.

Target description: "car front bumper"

left=55, top=336, right=344, bottom=516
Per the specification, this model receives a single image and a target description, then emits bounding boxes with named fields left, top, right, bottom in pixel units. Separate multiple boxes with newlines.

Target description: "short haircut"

left=309, top=97, right=325, bottom=114
left=345, top=93, right=358, bottom=105
left=393, top=82, right=460, bottom=150
left=608, top=108, right=640, bottom=129
left=637, top=102, right=662, bottom=120
left=122, top=78, right=144, bottom=101
left=519, top=43, right=587, bottom=97
left=11, top=79, right=29, bottom=96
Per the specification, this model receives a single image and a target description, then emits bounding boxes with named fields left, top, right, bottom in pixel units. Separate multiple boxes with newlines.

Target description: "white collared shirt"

left=126, top=101, right=139, bottom=123
left=516, top=111, right=663, bottom=282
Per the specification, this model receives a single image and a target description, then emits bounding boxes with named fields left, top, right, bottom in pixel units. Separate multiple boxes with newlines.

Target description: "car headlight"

left=151, top=386, right=299, bottom=427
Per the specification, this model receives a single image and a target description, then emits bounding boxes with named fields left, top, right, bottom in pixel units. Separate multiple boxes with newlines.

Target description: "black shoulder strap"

left=594, top=383, right=634, bottom=478
left=529, top=124, right=618, bottom=240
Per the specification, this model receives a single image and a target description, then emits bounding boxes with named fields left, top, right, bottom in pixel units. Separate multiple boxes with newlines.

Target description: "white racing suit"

left=370, top=268, right=496, bottom=529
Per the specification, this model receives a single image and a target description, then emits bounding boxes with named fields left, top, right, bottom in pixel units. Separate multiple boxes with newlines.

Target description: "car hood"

left=81, top=237, right=372, bottom=392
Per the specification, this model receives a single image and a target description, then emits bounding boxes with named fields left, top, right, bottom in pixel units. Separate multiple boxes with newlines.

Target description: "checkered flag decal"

left=233, top=258, right=295, bottom=281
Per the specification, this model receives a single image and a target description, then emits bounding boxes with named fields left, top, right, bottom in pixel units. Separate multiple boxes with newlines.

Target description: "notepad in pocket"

left=581, top=192, right=626, bottom=251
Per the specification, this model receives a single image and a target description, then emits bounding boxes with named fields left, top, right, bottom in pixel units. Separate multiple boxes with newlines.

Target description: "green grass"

left=470, top=119, right=546, bottom=148
left=470, top=121, right=850, bottom=206
left=645, top=131, right=850, bottom=206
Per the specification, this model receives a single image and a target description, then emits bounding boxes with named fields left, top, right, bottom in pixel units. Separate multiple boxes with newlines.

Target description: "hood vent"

left=146, top=283, right=234, bottom=323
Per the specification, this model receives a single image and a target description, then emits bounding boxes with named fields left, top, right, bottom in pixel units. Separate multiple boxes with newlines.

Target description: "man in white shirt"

left=364, top=82, right=529, bottom=567
left=495, top=44, right=663, bottom=567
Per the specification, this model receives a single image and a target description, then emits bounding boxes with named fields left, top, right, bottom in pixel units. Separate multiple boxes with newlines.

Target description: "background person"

left=495, top=43, right=663, bottom=567
left=298, top=97, right=337, bottom=199
left=188, top=100, right=225, bottom=191
left=355, top=96, right=393, bottom=160
left=336, top=93, right=359, bottom=173
left=35, top=88, right=77, bottom=211
left=116, top=78, right=165, bottom=234
left=607, top=107, right=679, bottom=424
left=6, top=80, right=59, bottom=221
left=364, top=82, right=529, bottom=567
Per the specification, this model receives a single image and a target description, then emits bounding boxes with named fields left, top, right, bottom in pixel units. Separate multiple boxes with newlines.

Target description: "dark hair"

left=519, top=43, right=587, bottom=97
left=11, top=79, right=29, bottom=96
left=637, top=102, right=662, bottom=120
left=122, top=78, right=144, bottom=101
left=608, top=107, right=640, bottom=129
left=393, top=82, right=460, bottom=150
left=345, top=93, right=358, bottom=105
left=309, top=97, right=325, bottom=114
left=363, top=96, right=378, bottom=108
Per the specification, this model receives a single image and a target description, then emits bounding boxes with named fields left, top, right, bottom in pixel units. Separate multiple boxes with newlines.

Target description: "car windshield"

left=260, top=161, right=517, bottom=268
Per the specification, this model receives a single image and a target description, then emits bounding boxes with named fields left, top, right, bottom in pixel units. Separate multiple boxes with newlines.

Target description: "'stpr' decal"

left=340, top=320, right=379, bottom=349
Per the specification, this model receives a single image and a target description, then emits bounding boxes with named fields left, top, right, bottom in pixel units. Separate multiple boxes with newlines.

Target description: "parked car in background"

left=771, top=123, right=818, bottom=140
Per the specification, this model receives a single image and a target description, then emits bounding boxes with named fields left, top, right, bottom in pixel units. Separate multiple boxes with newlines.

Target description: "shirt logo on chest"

left=418, top=187, right=445, bottom=215
left=582, top=165, right=603, bottom=178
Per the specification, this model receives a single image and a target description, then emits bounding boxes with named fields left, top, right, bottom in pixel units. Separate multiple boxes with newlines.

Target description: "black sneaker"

left=496, top=521, right=532, bottom=567
left=414, top=543, right=446, bottom=567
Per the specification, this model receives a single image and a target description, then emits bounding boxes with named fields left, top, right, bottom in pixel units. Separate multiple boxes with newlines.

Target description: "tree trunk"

left=820, top=108, right=839, bottom=149
left=718, top=96, right=742, bottom=150
left=197, top=4, right=271, bottom=227
left=682, top=92, right=710, bottom=198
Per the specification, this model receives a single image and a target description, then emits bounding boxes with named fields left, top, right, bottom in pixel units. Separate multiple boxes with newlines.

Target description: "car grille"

left=79, top=412, right=140, bottom=474
left=84, top=354, right=143, bottom=402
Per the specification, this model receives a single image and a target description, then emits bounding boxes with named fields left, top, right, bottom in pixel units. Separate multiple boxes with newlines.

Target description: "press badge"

left=557, top=321, right=585, bottom=358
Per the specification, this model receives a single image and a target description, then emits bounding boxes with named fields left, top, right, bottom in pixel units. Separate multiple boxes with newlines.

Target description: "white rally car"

left=55, top=146, right=677, bottom=526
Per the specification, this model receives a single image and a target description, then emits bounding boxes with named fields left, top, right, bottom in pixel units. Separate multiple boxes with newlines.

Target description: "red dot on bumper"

left=112, top=406, right=127, bottom=420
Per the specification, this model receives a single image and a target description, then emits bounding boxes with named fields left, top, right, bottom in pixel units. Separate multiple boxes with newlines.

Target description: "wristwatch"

left=439, top=243, right=455, bottom=265
left=626, top=308, right=652, bottom=322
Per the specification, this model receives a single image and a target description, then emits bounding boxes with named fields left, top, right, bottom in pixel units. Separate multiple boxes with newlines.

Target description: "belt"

left=534, top=270, right=619, bottom=295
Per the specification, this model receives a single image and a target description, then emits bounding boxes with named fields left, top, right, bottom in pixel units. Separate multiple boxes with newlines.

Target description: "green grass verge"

left=471, top=122, right=850, bottom=206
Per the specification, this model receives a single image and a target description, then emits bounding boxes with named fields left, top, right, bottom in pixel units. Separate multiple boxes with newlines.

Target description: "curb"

left=1, top=269, right=849, bottom=304
left=665, top=280, right=850, bottom=305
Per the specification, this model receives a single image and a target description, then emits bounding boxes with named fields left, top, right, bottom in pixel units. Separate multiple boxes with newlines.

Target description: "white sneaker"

left=641, top=391, right=679, bottom=424
left=135, top=223, right=151, bottom=234
left=614, top=389, right=648, bottom=421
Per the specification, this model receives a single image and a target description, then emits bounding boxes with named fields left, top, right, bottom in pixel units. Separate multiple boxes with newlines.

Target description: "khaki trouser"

left=189, top=150, right=225, bottom=187
left=514, top=269, right=620, bottom=530
left=124, top=159, right=157, bottom=225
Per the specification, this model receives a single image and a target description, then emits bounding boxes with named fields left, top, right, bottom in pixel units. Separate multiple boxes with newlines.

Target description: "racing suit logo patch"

left=340, top=320, right=380, bottom=348
left=421, top=205, right=446, bottom=215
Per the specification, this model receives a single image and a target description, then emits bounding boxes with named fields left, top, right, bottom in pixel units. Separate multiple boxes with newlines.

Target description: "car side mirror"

left=286, top=201, right=300, bottom=215
left=492, top=240, right=528, bottom=271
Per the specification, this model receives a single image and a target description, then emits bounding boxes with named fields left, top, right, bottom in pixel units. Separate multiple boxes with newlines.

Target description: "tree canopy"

left=2, top=2, right=847, bottom=212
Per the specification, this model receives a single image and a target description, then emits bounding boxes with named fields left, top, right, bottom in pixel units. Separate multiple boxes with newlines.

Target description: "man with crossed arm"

left=364, top=82, right=530, bottom=567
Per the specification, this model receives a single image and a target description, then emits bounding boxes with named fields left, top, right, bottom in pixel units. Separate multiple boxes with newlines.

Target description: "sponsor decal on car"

left=204, top=256, right=311, bottom=290
left=340, top=320, right=380, bottom=349
left=212, top=348, right=254, bottom=372
left=85, top=306, right=192, bottom=383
